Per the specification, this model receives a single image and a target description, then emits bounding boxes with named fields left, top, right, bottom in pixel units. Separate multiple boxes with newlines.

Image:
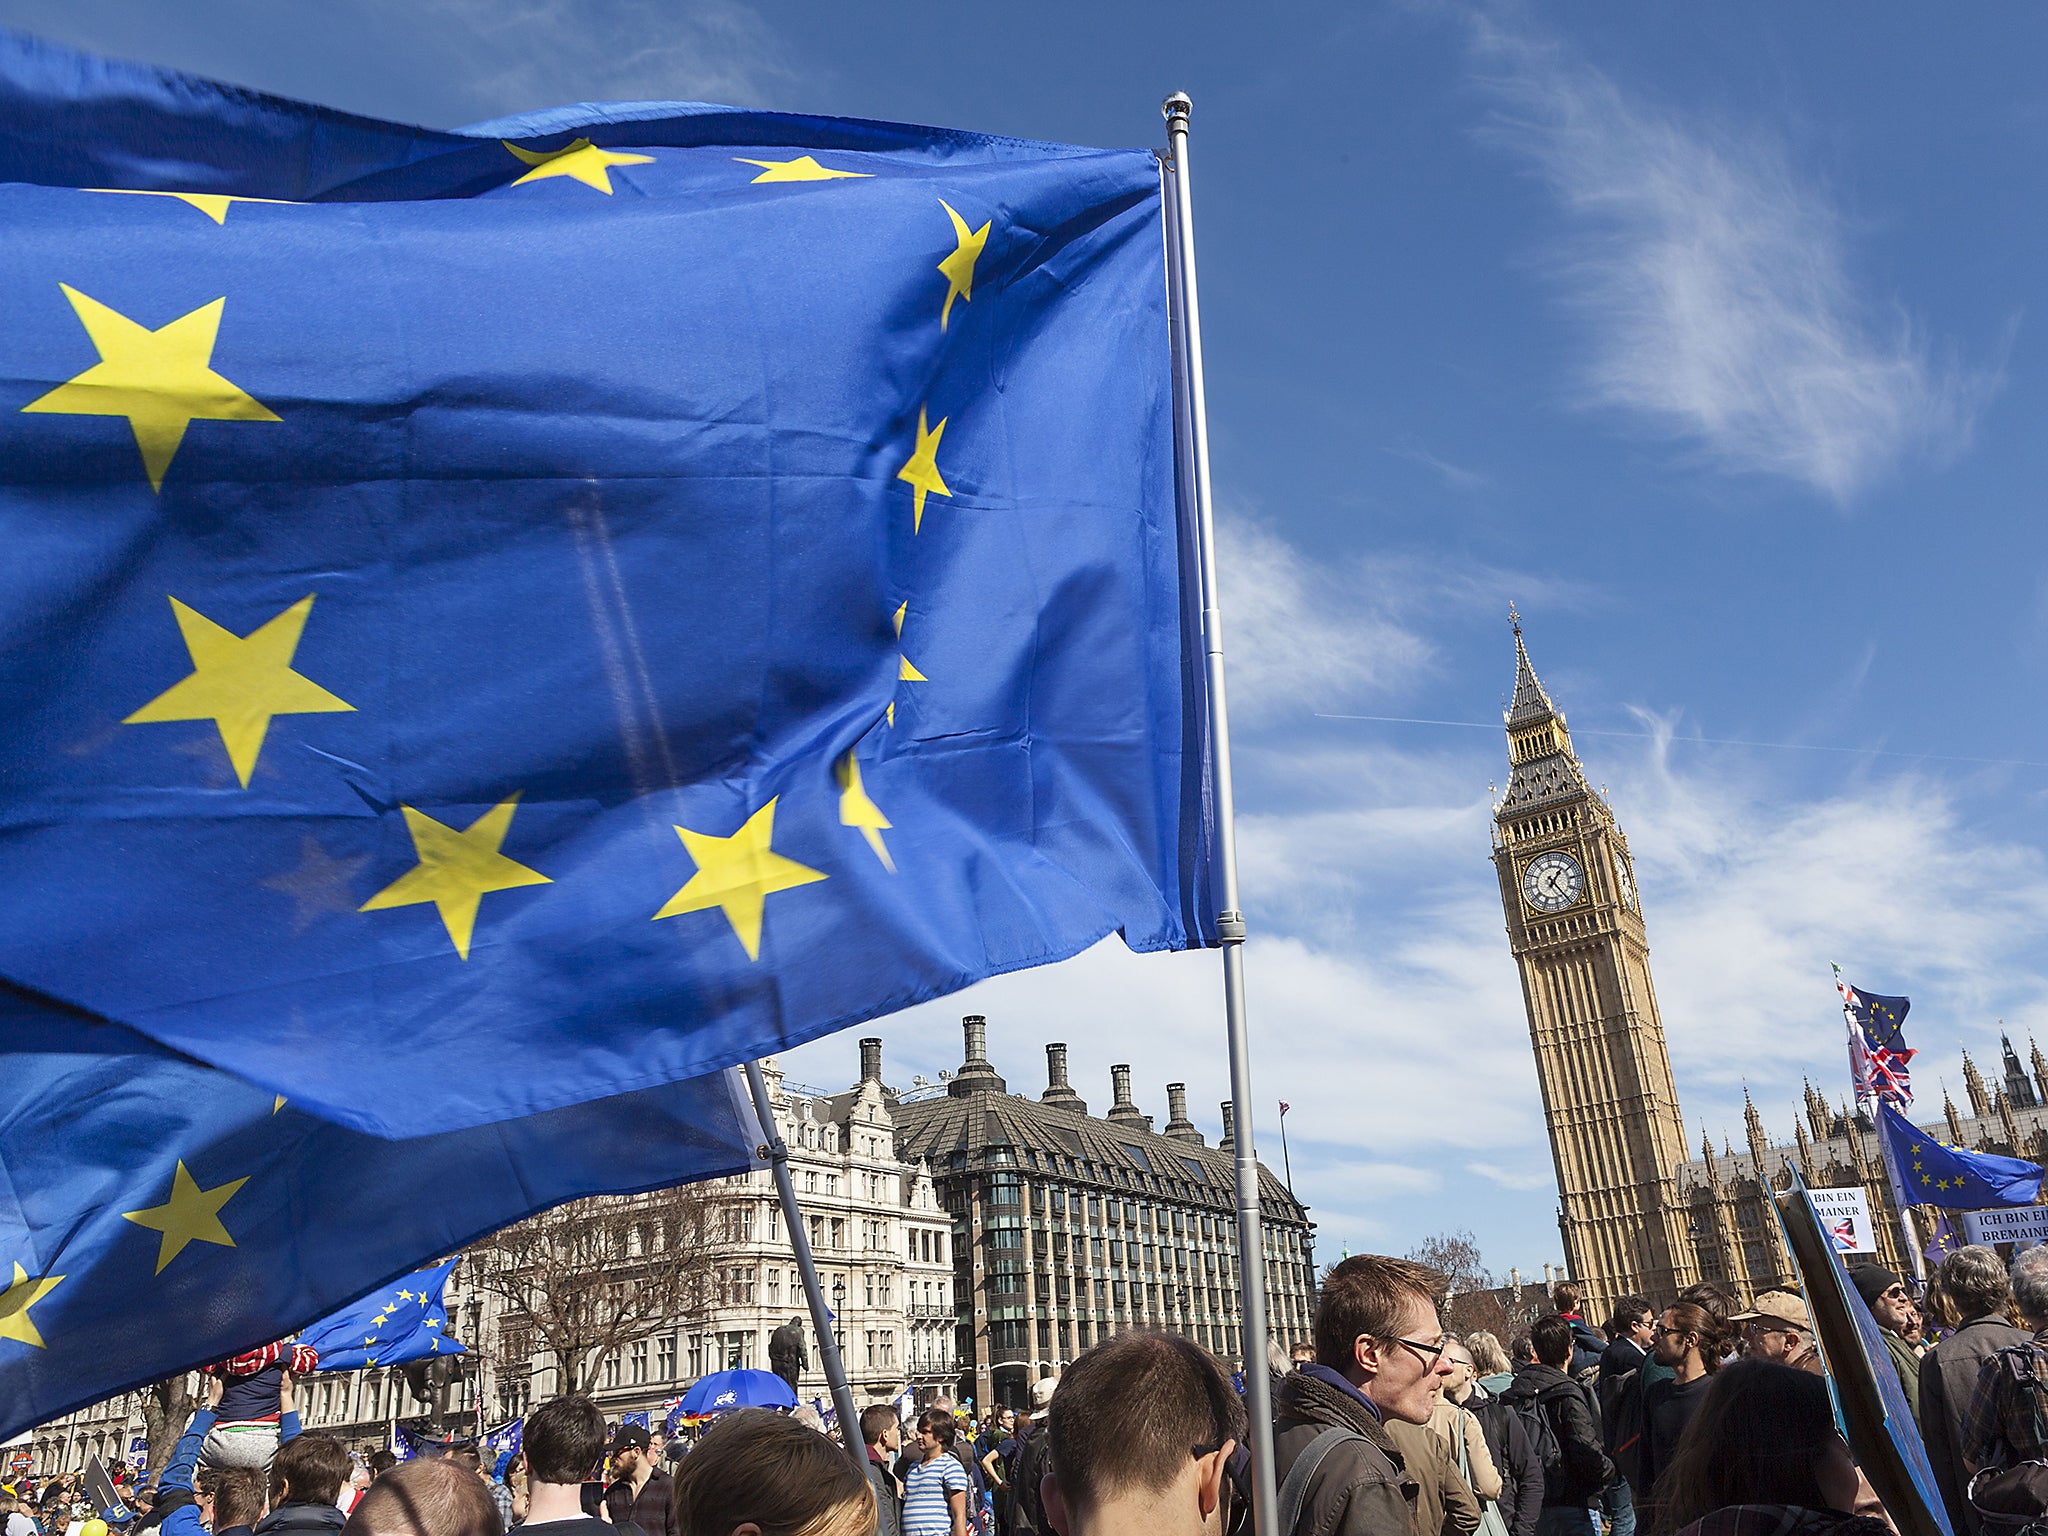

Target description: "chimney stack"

left=947, top=1014, right=1006, bottom=1097
left=1106, top=1063, right=1146, bottom=1125
left=1163, top=1083, right=1203, bottom=1144
left=859, top=1037, right=883, bottom=1085
left=1041, top=1043, right=1088, bottom=1114
left=1219, top=1100, right=1235, bottom=1150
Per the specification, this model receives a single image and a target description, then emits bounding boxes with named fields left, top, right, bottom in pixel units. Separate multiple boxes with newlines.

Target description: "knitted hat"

left=1851, top=1265, right=1902, bottom=1307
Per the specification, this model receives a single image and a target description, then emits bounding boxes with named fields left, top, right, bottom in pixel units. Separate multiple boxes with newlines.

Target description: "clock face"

left=1614, top=854, right=1639, bottom=913
left=1521, top=850, right=1586, bottom=913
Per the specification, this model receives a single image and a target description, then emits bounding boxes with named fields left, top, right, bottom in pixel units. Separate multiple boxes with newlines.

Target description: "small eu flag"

left=0, top=986, right=760, bottom=1443
left=0, top=32, right=1217, bottom=1138
left=1876, top=1097, right=2043, bottom=1211
left=298, top=1259, right=465, bottom=1373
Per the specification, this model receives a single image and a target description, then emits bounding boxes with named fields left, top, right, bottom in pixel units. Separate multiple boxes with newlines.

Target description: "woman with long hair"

left=1651, top=1360, right=1887, bottom=1536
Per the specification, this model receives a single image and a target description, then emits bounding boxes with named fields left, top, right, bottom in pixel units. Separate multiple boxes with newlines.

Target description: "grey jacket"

left=1272, top=1369, right=1419, bottom=1536
left=1921, top=1311, right=2030, bottom=1536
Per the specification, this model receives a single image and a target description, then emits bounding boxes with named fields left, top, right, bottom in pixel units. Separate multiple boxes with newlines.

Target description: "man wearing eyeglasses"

left=1728, top=1291, right=1822, bottom=1375
left=1850, top=1265, right=1924, bottom=1429
left=1271, top=1254, right=1452, bottom=1536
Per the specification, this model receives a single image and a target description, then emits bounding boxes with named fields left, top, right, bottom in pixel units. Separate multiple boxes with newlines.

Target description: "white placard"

left=1962, top=1205, right=2048, bottom=1247
left=1810, top=1187, right=1877, bottom=1254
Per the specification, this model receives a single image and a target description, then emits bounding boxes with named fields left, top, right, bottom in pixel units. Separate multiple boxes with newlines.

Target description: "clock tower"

left=1492, top=617, right=1695, bottom=1310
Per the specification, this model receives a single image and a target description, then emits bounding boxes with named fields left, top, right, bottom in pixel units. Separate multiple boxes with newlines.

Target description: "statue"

left=768, top=1316, right=807, bottom=1392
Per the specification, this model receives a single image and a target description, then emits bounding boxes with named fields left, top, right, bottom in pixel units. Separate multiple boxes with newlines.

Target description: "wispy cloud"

left=1468, top=18, right=1995, bottom=502
left=393, top=0, right=798, bottom=120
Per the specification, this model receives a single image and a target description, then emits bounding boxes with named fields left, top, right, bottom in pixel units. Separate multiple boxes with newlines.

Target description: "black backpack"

left=1507, top=1389, right=1565, bottom=1496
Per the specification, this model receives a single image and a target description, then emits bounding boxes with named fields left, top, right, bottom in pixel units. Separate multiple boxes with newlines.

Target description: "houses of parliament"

left=1493, top=619, right=2048, bottom=1310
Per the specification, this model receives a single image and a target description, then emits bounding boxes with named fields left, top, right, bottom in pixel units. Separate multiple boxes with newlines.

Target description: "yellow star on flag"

left=735, top=155, right=871, bottom=183
left=22, top=284, right=280, bottom=491
left=359, top=797, right=553, bottom=961
left=398, top=1291, right=416, bottom=1302
left=502, top=138, right=654, bottom=194
left=836, top=752, right=894, bottom=873
left=124, top=595, right=355, bottom=787
left=654, top=797, right=825, bottom=961
left=273, top=1095, right=288, bottom=1114
left=896, top=406, right=952, bottom=534
left=88, top=189, right=293, bottom=225
left=889, top=601, right=925, bottom=728
left=0, top=1262, right=63, bottom=1349
left=937, top=200, right=990, bottom=331
left=123, top=1160, right=250, bottom=1275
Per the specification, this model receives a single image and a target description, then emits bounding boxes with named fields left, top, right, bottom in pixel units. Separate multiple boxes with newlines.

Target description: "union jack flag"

left=1838, top=969, right=1914, bottom=1107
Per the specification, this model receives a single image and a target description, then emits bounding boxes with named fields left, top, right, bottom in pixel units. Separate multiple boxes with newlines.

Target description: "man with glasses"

left=1039, top=1331, right=1245, bottom=1536
left=1272, top=1254, right=1452, bottom=1536
left=1729, top=1291, right=1822, bottom=1374
left=1850, top=1265, right=1924, bottom=1429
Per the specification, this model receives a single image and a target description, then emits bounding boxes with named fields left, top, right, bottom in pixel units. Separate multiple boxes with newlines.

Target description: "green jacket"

left=1881, top=1327, right=1923, bottom=1426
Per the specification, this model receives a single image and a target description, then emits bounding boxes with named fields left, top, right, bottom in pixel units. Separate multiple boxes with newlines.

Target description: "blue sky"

left=18, top=0, right=2048, bottom=1279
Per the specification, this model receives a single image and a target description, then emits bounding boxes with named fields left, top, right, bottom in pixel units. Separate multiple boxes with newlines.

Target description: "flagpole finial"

left=1162, top=92, right=1192, bottom=125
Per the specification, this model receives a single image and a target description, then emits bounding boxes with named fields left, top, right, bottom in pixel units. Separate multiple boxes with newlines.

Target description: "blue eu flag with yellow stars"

left=1876, top=1097, right=2043, bottom=1211
left=0, top=985, right=761, bottom=1442
left=298, top=1259, right=465, bottom=1373
left=0, top=32, right=1217, bottom=1138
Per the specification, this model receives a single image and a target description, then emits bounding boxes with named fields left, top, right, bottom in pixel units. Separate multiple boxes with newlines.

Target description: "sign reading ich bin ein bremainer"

left=1962, top=1205, right=2048, bottom=1247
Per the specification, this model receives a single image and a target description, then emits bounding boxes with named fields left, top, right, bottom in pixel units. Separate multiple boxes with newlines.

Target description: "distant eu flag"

left=1840, top=972, right=1915, bottom=1106
left=1876, top=1098, right=2043, bottom=1211
left=299, top=1259, right=465, bottom=1373
left=0, top=986, right=760, bottom=1443
left=0, top=31, right=1216, bottom=1138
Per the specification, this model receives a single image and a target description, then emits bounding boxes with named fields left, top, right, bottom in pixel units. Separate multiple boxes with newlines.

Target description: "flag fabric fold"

left=0, top=31, right=1213, bottom=1138
left=0, top=985, right=761, bottom=1442
left=299, top=1259, right=466, bottom=1373
left=1876, top=1097, right=2044, bottom=1212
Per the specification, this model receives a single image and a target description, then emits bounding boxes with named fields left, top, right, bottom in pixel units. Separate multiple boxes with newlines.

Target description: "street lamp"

left=831, top=1277, right=847, bottom=1358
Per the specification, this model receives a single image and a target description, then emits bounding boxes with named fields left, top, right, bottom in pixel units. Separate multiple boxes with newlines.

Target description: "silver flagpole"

left=1162, top=91, right=1280, bottom=1536
left=741, top=1058, right=865, bottom=1466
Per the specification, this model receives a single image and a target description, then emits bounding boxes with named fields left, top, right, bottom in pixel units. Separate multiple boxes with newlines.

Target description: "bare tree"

left=465, top=1182, right=727, bottom=1395
left=1405, top=1230, right=1527, bottom=1340
left=139, top=1374, right=195, bottom=1482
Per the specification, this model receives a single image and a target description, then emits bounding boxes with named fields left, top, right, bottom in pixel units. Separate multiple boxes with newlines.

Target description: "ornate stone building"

left=1491, top=620, right=1693, bottom=1311
left=1495, top=620, right=2048, bottom=1315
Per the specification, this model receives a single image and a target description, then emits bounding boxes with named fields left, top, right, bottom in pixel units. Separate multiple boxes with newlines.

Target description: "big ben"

left=1492, top=616, right=1695, bottom=1309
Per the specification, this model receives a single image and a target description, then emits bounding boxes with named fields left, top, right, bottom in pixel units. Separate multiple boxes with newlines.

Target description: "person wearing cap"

left=601, top=1426, right=674, bottom=1536
left=1849, top=1265, right=1922, bottom=1429
left=1921, top=1246, right=2029, bottom=1536
left=1730, top=1291, right=1822, bottom=1375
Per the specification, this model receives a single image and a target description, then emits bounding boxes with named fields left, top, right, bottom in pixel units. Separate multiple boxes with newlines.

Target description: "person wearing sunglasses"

left=1039, top=1331, right=1246, bottom=1536
left=1272, top=1254, right=1455, bottom=1536
left=1848, top=1266, right=1923, bottom=1430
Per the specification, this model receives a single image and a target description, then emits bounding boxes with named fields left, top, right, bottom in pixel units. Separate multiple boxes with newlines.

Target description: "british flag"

left=1839, top=972, right=1914, bottom=1107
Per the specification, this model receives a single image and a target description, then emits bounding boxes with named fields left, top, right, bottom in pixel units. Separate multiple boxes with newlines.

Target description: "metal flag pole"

left=1279, top=1102, right=1295, bottom=1197
left=741, top=1058, right=865, bottom=1466
left=1162, top=91, right=1281, bottom=1536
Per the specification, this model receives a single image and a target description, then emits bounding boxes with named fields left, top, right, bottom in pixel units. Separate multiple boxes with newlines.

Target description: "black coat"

left=1500, top=1364, right=1613, bottom=1509
left=1466, top=1386, right=1543, bottom=1536
left=251, top=1505, right=345, bottom=1536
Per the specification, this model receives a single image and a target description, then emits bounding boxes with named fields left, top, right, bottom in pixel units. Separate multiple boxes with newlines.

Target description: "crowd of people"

left=16, top=1242, right=2048, bottom=1536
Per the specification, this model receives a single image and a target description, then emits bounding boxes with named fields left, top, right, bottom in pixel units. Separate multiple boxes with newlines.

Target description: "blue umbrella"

left=678, top=1369, right=797, bottom=1416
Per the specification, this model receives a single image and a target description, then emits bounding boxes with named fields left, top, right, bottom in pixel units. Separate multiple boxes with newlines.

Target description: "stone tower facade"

left=1491, top=620, right=1694, bottom=1313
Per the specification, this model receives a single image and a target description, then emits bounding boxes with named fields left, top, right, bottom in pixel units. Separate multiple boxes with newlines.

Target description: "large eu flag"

left=0, top=985, right=760, bottom=1441
left=1876, top=1098, right=2044, bottom=1211
left=0, top=33, right=1215, bottom=1136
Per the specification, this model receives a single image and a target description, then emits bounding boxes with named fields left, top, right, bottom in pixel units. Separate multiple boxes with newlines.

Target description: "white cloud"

left=1468, top=19, right=1993, bottom=502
